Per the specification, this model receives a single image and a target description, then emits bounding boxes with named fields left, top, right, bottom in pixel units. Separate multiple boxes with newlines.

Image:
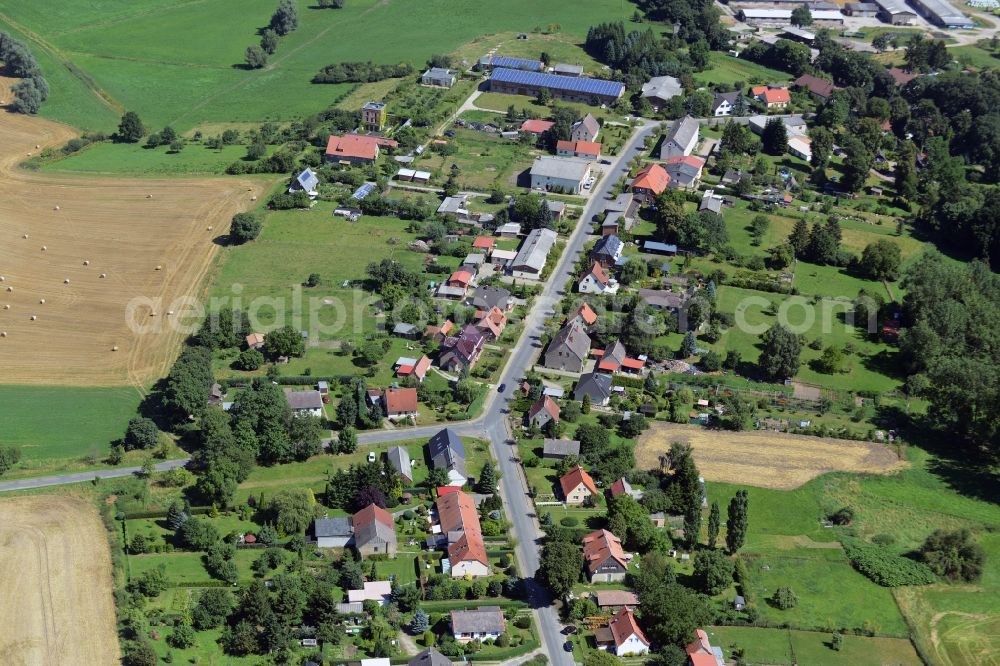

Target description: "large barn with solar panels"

left=488, top=68, right=625, bottom=105
left=478, top=55, right=544, bottom=72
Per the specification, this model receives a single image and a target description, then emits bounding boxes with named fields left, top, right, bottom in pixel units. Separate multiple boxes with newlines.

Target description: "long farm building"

left=489, top=68, right=625, bottom=105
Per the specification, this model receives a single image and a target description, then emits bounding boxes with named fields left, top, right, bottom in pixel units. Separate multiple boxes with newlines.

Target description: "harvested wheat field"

left=0, top=110, right=266, bottom=386
left=0, top=496, right=119, bottom=666
left=636, top=423, right=907, bottom=490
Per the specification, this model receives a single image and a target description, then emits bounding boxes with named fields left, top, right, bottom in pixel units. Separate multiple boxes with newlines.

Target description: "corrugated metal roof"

left=490, top=68, right=624, bottom=99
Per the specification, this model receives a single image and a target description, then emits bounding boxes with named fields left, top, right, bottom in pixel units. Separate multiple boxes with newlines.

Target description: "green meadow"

left=210, top=201, right=426, bottom=344
left=704, top=445, right=1000, bottom=662
left=695, top=51, right=793, bottom=86
left=0, top=385, right=142, bottom=462
left=0, top=0, right=639, bottom=132
left=708, top=626, right=922, bottom=665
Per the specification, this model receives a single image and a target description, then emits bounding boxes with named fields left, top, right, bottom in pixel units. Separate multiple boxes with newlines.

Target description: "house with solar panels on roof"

left=288, top=168, right=319, bottom=198
left=478, top=54, right=544, bottom=72
left=488, top=68, right=625, bottom=105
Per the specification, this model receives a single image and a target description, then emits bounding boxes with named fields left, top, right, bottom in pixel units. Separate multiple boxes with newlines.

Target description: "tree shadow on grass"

left=859, top=348, right=903, bottom=380
left=880, top=406, right=1000, bottom=506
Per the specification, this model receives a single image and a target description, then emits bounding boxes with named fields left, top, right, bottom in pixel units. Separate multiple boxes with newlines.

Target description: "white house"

left=578, top=262, right=618, bottom=295
left=284, top=389, right=324, bottom=418
left=788, top=135, right=812, bottom=162
left=347, top=580, right=393, bottom=605
left=451, top=607, right=505, bottom=643
left=660, top=115, right=699, bottom=160
left=597, top=609, right=650, bottom=657
left=529, top=156, right=592, bottom=194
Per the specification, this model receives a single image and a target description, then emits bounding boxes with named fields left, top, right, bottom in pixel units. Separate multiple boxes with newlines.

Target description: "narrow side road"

left=0, top=459, right=189, bottom=492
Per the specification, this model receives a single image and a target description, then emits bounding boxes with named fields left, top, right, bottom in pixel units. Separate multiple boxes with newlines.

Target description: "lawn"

left=710, top=285, right=901, bottom=393
left=695, top=52, right=793, bottom=87
left=209, top=202, right=425, bottom=344
left=708, top=626, right=921, bottom=666
left=949, top=43, right=1000, bottom=69
left=148, top=627, right=259, bottom=666
left=128, top=549, right=259, bottom=585
left=0, top=385, right=142, bottom=463
left=718, top=200, right=926, bottom=266
left=42, top=142, right=256, bottom=176
left=0, top=0, right=640, bottom=132
left=742, top=547, right=908, bottom=635
left=416, top=127, right=540, bottom=190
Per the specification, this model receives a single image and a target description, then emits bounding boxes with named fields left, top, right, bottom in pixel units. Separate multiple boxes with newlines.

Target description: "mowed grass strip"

left=42, top=142, right=251, bottom=175
left=708, top=626, right=922, bottom=665
left=0, top=385, right=141, bottom=462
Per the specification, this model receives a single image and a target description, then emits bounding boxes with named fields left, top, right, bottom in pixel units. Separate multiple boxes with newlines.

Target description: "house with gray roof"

left=574, top=372, right=613, bottom=406
left=472, top=285, right=512, bottom=312
left=572, top=113, right=601, bottom=142
left=641, top=76, right=682, bottom=109
left=428, top=428, right=467, bottom=486
left=314, top=517, right=353, bottom=548
left=511, top=228, right=558, bottom=279
left=387, top=446, right=413, bottom=484
left=529, top=156, right=592, bottom=194
left=711, top=91, right=742, bottom=117
left=591, top=234, right=624, bottom=268
left=660, top=115, right=700, bottom=160
left=638, top=288, right=690, bottom=313
left=543, top=438, right=581, bottom=459
left=451, top=607, right=506, bottom=643
left=409, top=649, right=453, bottom=666
left=393, top=322, right=419, bottom=339
left=748, top=114, right=806, bottom=137
left=336, top=601, right=364, bottom=615
left=284, top=389, right=324, bottom=418
left=553, top=63, right=585, bottom=77
left=700, top=190, right=724, bottom=214
left=544, top=320, right=592, bottom=372
left=437, top=195, right=472, bottom=221
left=421, top=68, right=457, bottom=88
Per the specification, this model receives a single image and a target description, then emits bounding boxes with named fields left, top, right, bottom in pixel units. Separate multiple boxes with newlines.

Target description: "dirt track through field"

left=0, top=102, right=266, bottom=387
left=636, top=423, right=906, bottom=490
left=0, top=496, right=119, bottom=666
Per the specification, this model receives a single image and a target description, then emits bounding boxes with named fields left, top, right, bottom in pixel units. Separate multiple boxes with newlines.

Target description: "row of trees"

left=313, top=61, right=414, bottom=83
left=245, top=0, right=299, bottom=69
left=0, top=32, right=50, bottom=114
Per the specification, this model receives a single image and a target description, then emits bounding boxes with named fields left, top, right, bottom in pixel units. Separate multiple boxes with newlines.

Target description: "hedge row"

left=611, top=374, right=646, bottom=390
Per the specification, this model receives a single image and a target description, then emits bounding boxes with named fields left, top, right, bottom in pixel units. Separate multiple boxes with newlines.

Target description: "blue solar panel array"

left=489, top=56, right=543, bottom=71
left=490, top=68, right=624, bottom=99
left=352, top=182, right=376, bottom=200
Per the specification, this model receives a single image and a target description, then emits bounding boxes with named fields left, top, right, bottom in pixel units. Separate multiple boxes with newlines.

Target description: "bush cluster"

left=842, top=538, right=937, bottom=587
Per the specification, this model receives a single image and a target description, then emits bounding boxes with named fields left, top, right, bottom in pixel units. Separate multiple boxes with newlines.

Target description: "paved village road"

left=0, top=459, right=189, bottom=492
